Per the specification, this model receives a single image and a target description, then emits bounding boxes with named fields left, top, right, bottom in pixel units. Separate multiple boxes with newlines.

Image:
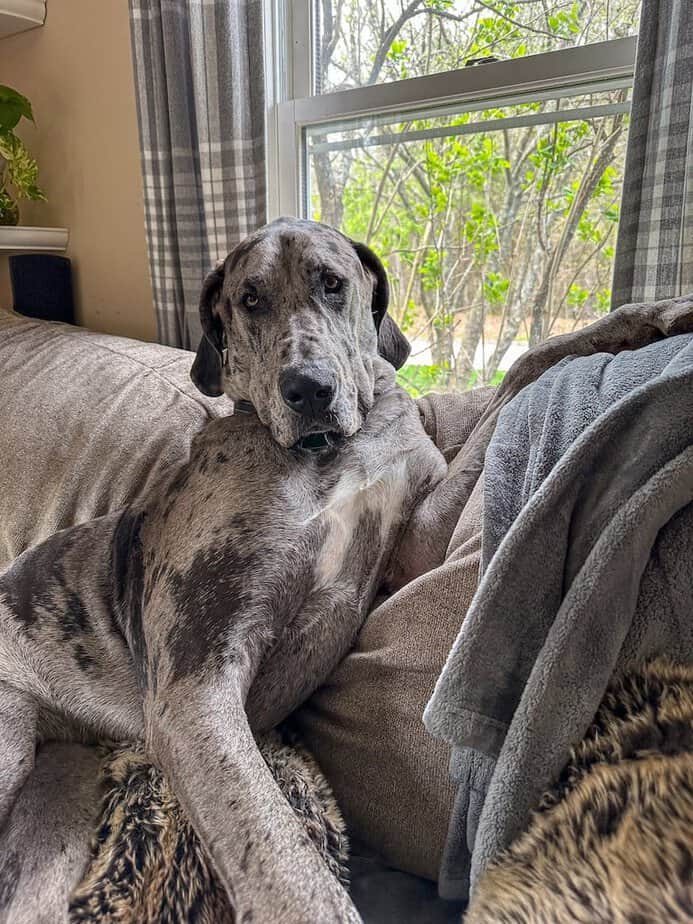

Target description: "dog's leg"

left=0, top=682, right=37, bottom=833
left=389, top=482, right=468, bottom=588
left=0, top=514, right=143, bottom=834
left=146, top=679, right=362, bottom=924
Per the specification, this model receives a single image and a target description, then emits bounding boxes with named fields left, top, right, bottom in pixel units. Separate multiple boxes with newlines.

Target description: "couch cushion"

left=0, top=310, right=231, bottom=567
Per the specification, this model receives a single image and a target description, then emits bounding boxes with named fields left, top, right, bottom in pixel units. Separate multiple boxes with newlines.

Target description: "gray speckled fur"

left=0, top=219, right=449, bottom=923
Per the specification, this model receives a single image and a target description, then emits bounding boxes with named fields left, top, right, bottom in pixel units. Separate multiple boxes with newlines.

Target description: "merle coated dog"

left=0, top=218, right=455, bottom=922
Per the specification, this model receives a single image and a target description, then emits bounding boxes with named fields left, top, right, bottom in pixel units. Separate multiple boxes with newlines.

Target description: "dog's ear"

left=351, top=240, right=411, bottom=370
left=377, top=315, right=411, bottom=370
left=191, top=263, right=226, bottom=397
left=351, top=240, right=389, bottom=330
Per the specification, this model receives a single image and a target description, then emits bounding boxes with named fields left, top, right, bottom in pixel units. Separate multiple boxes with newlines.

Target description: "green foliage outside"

left=311, top=0, right=639, bottom=394
left=397, top=363, right=505, bottom=397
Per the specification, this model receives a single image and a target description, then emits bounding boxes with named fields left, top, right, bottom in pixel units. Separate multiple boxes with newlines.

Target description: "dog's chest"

left=310, top=458, right=409, bottom=589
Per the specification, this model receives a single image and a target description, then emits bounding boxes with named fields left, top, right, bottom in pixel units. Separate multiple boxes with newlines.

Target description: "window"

left=266, top=0, right=639, bottom=392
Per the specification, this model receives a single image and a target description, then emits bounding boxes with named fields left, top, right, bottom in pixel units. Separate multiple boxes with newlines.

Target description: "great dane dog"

left=0, top=218, right=458, bottom=922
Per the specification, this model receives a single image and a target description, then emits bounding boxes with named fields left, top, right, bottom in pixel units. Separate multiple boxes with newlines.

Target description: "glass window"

left=313, top=0, right=640, bottom=94
left=306, top=88, right=629, bottom=391
left=268, top=0, right=639, bottom=393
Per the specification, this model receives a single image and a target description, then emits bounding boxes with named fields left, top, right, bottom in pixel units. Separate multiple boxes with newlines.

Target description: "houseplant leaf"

left=0, top=132, right=45, bottom=201
left=0, top=85, right=34, bottom=131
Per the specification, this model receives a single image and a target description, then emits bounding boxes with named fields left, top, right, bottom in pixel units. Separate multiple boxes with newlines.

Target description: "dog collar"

left=233, top=399, right=256, bottom=416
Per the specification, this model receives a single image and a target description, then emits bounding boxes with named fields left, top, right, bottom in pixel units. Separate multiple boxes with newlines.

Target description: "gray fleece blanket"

left=424, top=333, right=693, bottom=899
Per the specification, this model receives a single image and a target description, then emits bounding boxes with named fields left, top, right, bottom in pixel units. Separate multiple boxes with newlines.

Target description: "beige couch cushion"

left=292, top=402, right=489, bottom=882
left=0, top=310, right=231, bottom=567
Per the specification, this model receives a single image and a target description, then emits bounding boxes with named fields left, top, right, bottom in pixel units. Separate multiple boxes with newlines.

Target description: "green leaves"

left=0, top=85, right=34, bottom=131
left=423, top=0, right=454, bottom=10
left=0, top=131, right=45, bottom=202
left=547, top=3, right=582, bottom=37
left=386, top=39, right=408, bottom=60
left=0, top=86, right=45, bottom=207
left=567, top=284, right=590, bottom=308
left=464, top=203, right=499, bottom=262
left=396, top=363, right=450, bottom=396
left=595, top=288, right=612, bottom=314
left=483, top=272, right=510, bottom=305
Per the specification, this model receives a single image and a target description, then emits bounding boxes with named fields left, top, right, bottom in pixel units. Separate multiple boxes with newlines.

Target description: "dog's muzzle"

left=277, top=364, right=348, bottom=451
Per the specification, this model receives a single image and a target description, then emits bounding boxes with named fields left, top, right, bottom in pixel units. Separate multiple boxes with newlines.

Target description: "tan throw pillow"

left=292, top=392, right=490, bottom=882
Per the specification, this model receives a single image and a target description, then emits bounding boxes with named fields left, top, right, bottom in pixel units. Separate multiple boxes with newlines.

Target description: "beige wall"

left=0, top=0, right=156, bottom=341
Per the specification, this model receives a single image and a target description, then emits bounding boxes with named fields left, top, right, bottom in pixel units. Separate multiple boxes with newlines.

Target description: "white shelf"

left=0, top=226, right=69, bottom=253
left=0, top=0, right=45, bottom=37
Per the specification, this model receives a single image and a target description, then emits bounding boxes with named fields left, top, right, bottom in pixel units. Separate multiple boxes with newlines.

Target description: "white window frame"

left=264, top=0, right=637, bottom=221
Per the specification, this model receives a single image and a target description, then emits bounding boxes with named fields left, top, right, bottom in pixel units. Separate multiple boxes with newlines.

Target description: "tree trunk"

left=313, top=152, right=344, bottom=228
left=528, top=120, right=624, bottom=346
left=455, top=301, right=485, bottom=384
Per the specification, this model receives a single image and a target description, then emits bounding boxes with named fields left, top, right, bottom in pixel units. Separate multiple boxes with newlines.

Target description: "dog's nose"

left=279, top=368, right=335, bottom=416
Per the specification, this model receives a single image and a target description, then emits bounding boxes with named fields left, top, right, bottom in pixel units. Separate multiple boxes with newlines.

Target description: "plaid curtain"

left=129, top=0, right=266, bottom=348
left=612, top=0, right=693, bottom=307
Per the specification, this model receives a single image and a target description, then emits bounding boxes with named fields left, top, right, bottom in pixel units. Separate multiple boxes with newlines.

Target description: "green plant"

left=0, top=85, right=45, bottom=226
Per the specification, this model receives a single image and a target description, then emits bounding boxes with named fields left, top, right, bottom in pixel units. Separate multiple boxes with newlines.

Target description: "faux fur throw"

left=68, top=730, right=348, bottom=923
left=466, top=658, right=693, bottom=923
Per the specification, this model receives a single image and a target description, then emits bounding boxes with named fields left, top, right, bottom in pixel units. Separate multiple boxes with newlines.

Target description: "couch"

left=3, top=300, right=691, bottom=923
left=0, top=307, right=486, bottom=922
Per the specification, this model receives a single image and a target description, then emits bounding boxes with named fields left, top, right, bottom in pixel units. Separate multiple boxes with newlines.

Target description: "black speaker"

left=9, top=254, right=75, bottom=324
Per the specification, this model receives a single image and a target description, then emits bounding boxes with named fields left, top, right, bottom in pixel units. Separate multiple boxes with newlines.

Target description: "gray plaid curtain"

left=612, top=0, right=693, bottom=307
left=129, top=0, right=266, bottom=348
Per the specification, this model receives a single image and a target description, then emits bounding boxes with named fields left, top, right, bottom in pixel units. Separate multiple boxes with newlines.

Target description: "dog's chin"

left=271, top=411, right=362, bottom=452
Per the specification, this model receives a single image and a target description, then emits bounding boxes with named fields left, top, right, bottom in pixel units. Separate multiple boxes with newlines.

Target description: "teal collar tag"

left=295, top=432, right=331, bottom=452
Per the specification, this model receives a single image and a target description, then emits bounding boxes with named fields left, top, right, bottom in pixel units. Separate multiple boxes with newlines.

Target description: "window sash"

left=265, top=0, right=636, bottom=220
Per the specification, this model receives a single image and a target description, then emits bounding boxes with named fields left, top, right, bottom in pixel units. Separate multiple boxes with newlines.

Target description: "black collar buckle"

left=233, top=399, right=256, bottom=416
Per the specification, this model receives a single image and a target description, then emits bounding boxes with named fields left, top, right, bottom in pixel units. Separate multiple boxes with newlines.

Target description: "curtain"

left=129, top=0, right=266, bottom=348
left=612, top=0, right=693, bottom=307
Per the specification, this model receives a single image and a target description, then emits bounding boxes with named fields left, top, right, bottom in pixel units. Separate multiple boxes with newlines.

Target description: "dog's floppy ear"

left=351, top=240, right=411, bottom=370
left=191, top=263, right=226, bottom=397
left=377, top=315, right=411, bottom=370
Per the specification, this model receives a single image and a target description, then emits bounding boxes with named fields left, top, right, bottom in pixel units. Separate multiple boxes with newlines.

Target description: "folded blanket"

left=435, top=294, right=693, bottom=539
left=425, top=332, right=693, bottom=898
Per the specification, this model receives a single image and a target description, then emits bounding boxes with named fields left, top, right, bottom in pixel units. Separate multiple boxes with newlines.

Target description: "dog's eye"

left=242, top=292, right=259, bottom=310
left=323, top=274, right=342, bottom=293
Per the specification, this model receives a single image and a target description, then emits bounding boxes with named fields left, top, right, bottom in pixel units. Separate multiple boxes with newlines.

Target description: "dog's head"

left=191, top=218, right=410, bottom=448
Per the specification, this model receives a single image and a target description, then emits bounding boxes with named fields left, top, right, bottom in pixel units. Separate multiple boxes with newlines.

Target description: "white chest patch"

left=311, top=459, right=409, bottom=589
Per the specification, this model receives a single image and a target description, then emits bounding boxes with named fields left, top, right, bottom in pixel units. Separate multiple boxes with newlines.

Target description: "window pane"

left=306, top=89, right=629, bottom=394
left=314, top=0, right=640, bottom=94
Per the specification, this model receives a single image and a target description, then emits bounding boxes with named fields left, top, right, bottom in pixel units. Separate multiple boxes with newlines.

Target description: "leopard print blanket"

left=68, top=730, right=348, bottom=923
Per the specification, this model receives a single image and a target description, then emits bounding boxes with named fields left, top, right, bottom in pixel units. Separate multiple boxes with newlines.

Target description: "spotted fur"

left=466, top=658, right=693, bottom=924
